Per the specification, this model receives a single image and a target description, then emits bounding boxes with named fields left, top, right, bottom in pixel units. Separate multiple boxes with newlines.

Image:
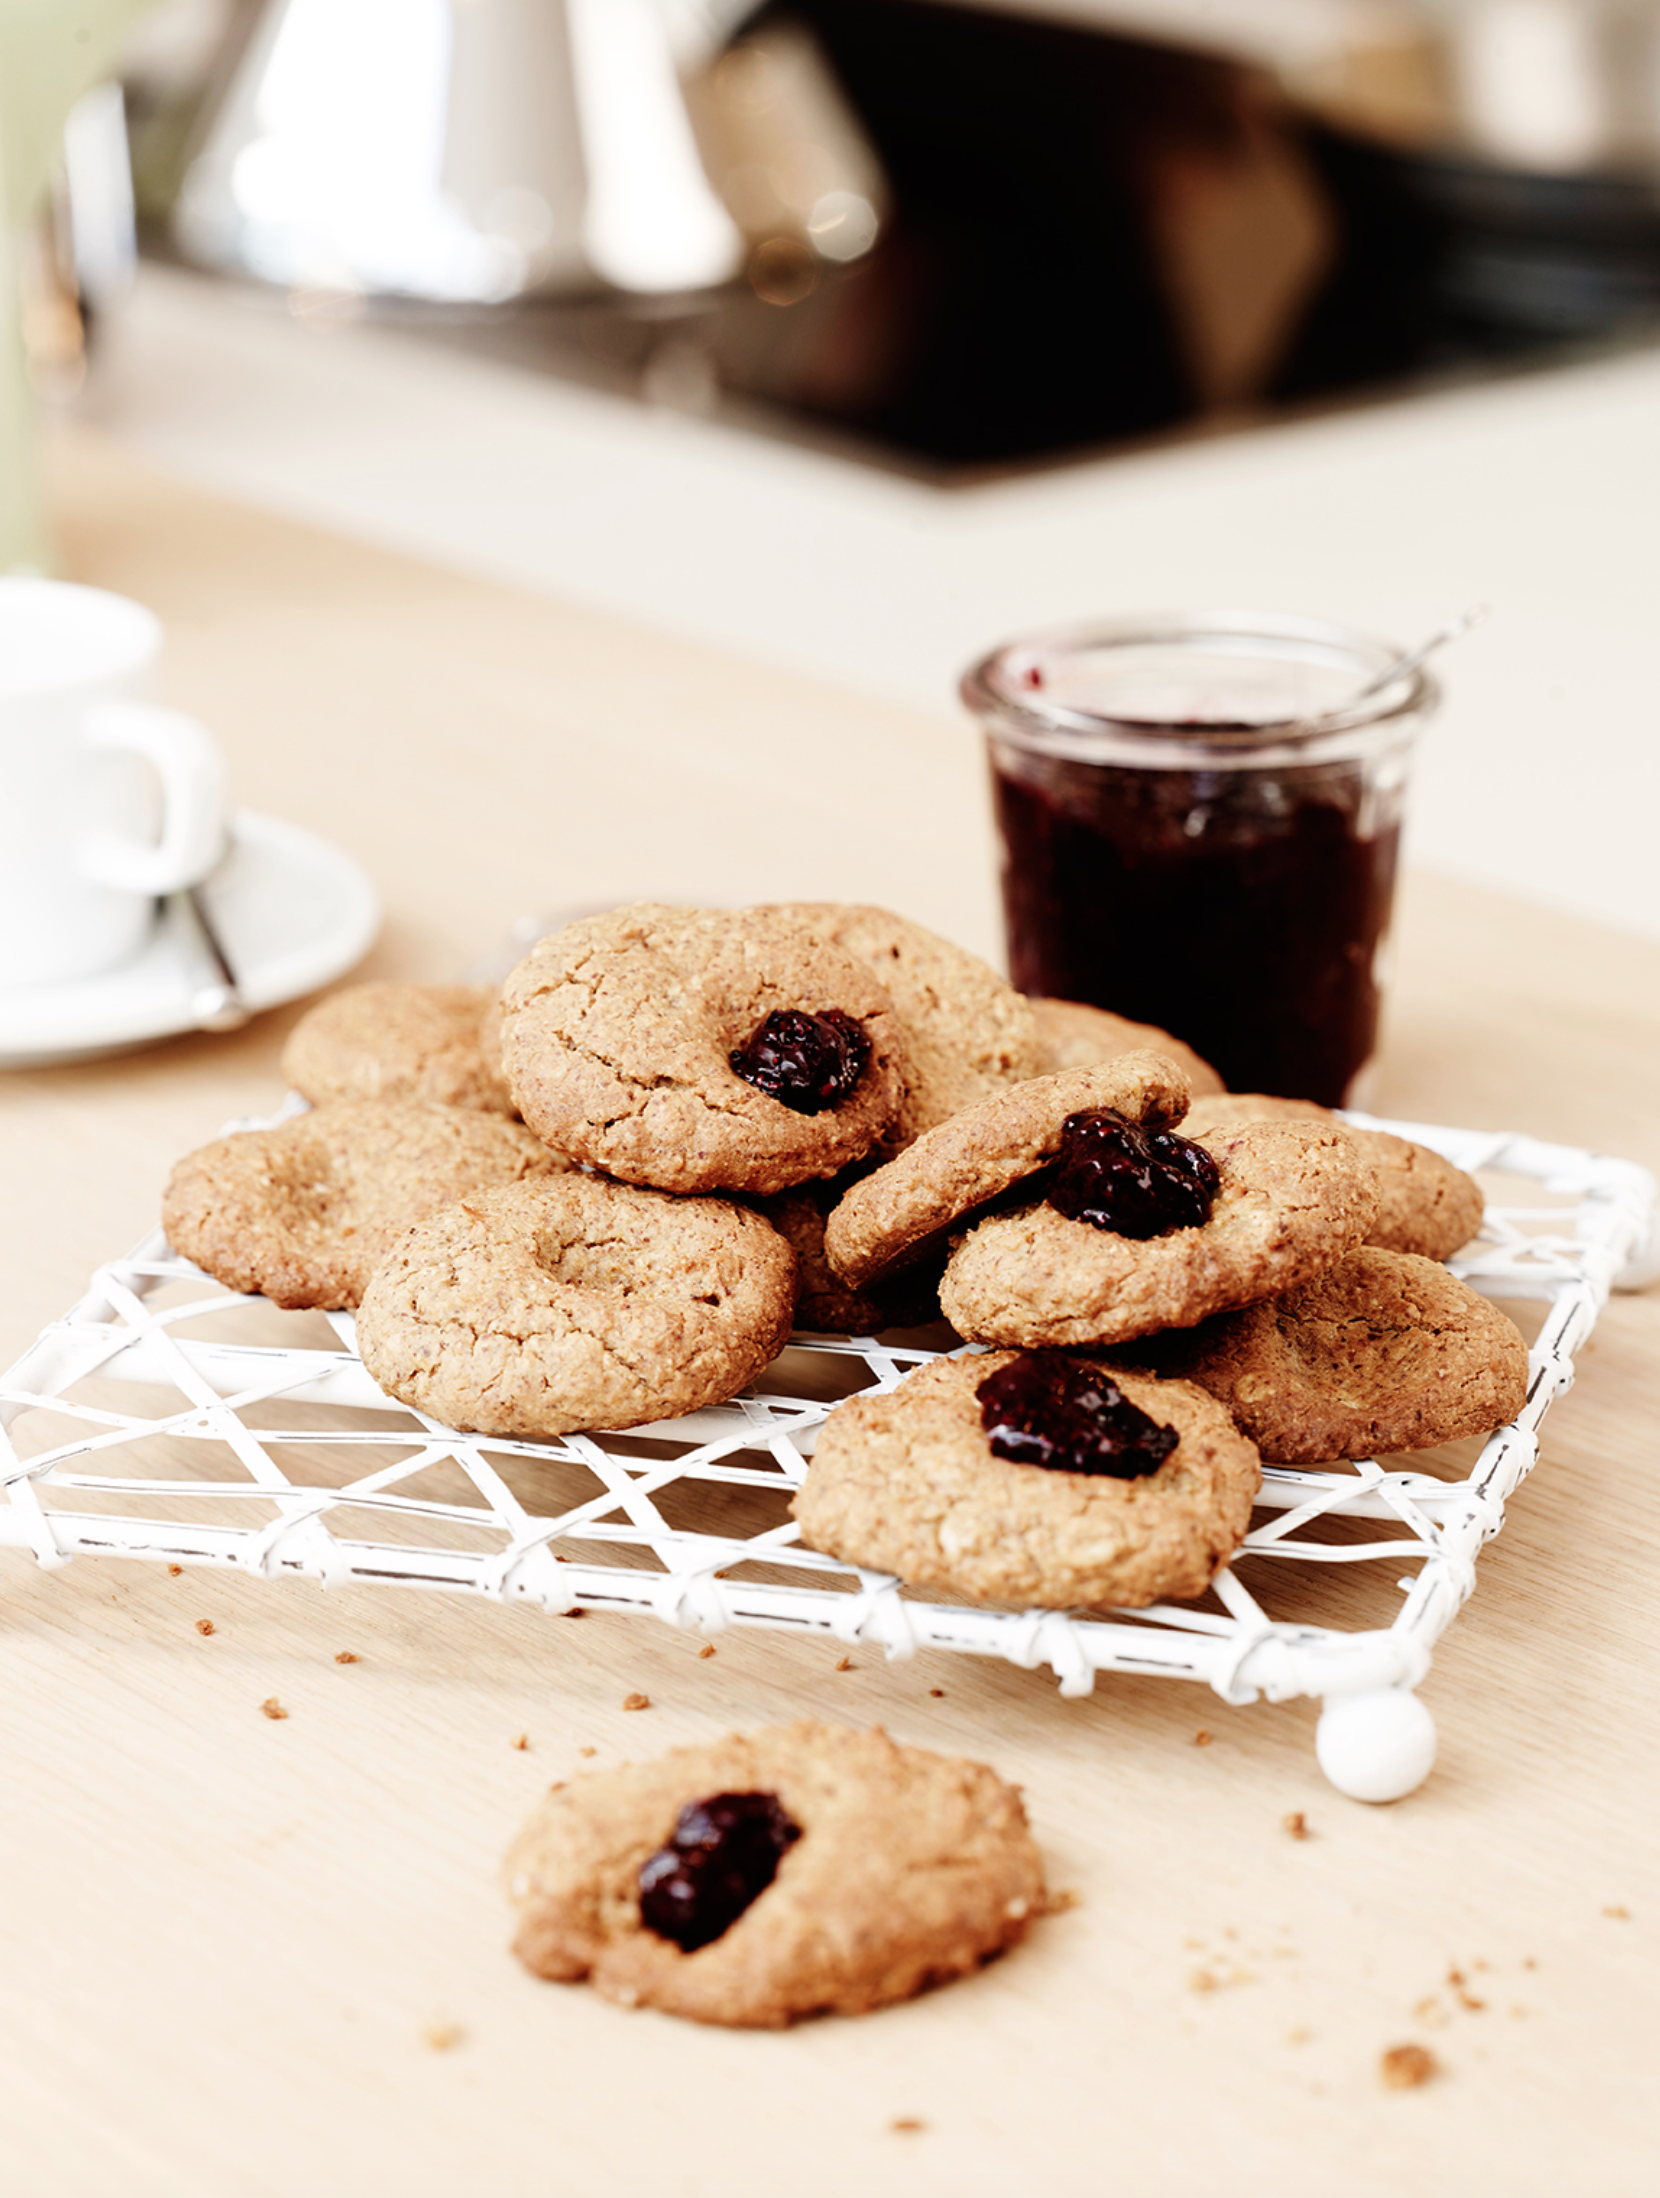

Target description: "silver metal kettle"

left=172, top=0, right=746, bottom=301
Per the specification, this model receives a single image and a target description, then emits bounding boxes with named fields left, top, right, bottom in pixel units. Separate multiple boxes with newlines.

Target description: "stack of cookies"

left=795, top=1051, right=1525, bottom=1615
left=160, top=897, right=1525, bottom=1618
left=156, top=902, right=1530, bottom=2028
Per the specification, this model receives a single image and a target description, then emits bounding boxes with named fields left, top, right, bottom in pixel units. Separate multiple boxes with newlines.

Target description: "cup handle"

left=78, top=702, right=228, bottom=895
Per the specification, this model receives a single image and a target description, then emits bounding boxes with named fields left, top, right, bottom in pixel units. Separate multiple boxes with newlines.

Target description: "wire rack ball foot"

left=1314, top=1687, right=1437, bottom=1801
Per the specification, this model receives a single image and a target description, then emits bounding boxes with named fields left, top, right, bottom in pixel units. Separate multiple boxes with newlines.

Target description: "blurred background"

left=18, top=0, right=1660, bottom=469
left=5, top=0, right=1660, bottom=940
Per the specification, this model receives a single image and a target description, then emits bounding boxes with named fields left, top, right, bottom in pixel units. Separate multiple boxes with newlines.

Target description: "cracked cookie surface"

left=162, top=1100, right=560, bottom=1310
left=939, top=1119, right=1379, bottom=1347
left=504, top=1720, right=1045, bottom=2026
left=763, top=903, right=1040, bottom=1146
left=281, top=982, right=514, bottom=1114
left=355, top=1172, right=796, bottom=1435
left=1181, top=1094, right=1485, bottom=1261
left=500, top=904, right=905, bottom=1195
left=1131, top=1246, right=1529, bottom=1461
left=1027, top=996, right=1225, bottom=1096
left=823, top=1052, right=1193, bottom=1291
left=792, top=1353, right=1260, bottom=1609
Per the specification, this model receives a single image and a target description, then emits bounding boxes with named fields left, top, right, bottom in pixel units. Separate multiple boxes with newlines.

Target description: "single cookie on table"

left=792, top=1352, right=1260, bottom=1609
left=939, top=1117, right=1379, bottom=1348
left=505, top=1720, right=1045, bottom=2027
left=1027, top=996, right=1225, bottom=1097
left=1127, top=1246, right=1529, bottom=1462
left=162, top=1100, right=560, bottom=1311
left=754, top=1179, right=944, bottom=1334
left=281, top=983, right=514, bottom=1114
left=357, top=1173, right=796, bottom=1436
left=763, top=903, right=1041, bottom=1146
left=500, top=904, right=906, bottom=1196
left=824, top=1052, right=1193, bottom=1292
left=1181, top=1093, right=1484, bottom=1262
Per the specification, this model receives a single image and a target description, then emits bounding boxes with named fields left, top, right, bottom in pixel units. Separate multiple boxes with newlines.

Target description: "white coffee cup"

left=0, top=578, right=228, bottom=990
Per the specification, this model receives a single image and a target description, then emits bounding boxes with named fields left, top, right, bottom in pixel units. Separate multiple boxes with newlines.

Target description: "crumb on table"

left=195, top=1619, right=214, bottom=1636
left=259, top=1697, right=288, bottom=1721
left=1380, top=2043, right=1438, bottom=2089
left=334, top=1650, right=360, bottom=1664
left=1283, top=1811, right=1308, bottom=1840
left=623, top=1692, right=651, bottom=1711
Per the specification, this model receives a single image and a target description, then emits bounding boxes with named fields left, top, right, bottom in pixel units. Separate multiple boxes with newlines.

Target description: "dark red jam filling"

left=1047, top=1107, right=1219, bottom=1238
left=638, top=1790, right=802, bottom=1953
left=977, top=1353, right=1177, bottom=1478
left=730, top=1009, right=869, bottom=1114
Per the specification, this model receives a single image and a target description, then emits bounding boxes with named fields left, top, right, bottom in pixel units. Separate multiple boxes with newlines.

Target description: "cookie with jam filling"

left=500, top=904, right=907, bottom=1196
left=822, top=1051, right=1194, bottom=1292
left=939, top=1116, right=1379, bottom=1349
left=504, top=1721, right=1045, bottom=2026
left=762, top=902, right=1042, bottom=1147
left=792, top=1351, right=1261, bottom=1610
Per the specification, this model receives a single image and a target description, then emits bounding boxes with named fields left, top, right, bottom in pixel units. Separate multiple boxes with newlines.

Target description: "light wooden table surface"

left=4, top=432, right=1658, bottom=2198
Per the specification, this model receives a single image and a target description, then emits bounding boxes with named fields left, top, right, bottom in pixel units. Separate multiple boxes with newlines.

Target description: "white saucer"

left=0, top=809, right=380, bottom=1069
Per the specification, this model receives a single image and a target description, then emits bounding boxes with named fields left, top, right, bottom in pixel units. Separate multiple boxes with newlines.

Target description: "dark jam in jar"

left=992, top=751, right=1399, bottom=1107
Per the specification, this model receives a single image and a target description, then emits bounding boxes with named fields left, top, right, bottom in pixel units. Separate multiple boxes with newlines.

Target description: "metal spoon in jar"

left=1351, top=604, right=1489, bottom=704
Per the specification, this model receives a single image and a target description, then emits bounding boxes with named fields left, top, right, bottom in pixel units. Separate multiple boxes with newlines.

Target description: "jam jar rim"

left=961, top=610, right=1438, bottom=769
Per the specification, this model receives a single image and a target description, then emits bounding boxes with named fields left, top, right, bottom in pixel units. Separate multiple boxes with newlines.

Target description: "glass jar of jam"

left=963, top=613, right=1439, bottom=1107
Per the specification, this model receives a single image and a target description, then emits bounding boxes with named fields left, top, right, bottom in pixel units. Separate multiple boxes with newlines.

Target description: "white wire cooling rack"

left=1, top=1112, right=1653, bottom=1799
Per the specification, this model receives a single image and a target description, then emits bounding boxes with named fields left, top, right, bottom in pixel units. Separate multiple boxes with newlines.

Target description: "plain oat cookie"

left=281, top=982, right=514, bottom=1114
left=500, top=904, right=906, bottom=1195
left=1138, top=1246, right=1530, bottom=1461
left=504, top=1720, right=1046, bottom=2026
left=793, top=1353, right=1261, bottom=1609
left=356, top=1173, right=796, bottom=1435
left=161, top=1100, right=561, bottom=1310
left=1027, top=996, right=1225, bottom=1096
left=1181, top=1093, right=1484, bottom=1262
